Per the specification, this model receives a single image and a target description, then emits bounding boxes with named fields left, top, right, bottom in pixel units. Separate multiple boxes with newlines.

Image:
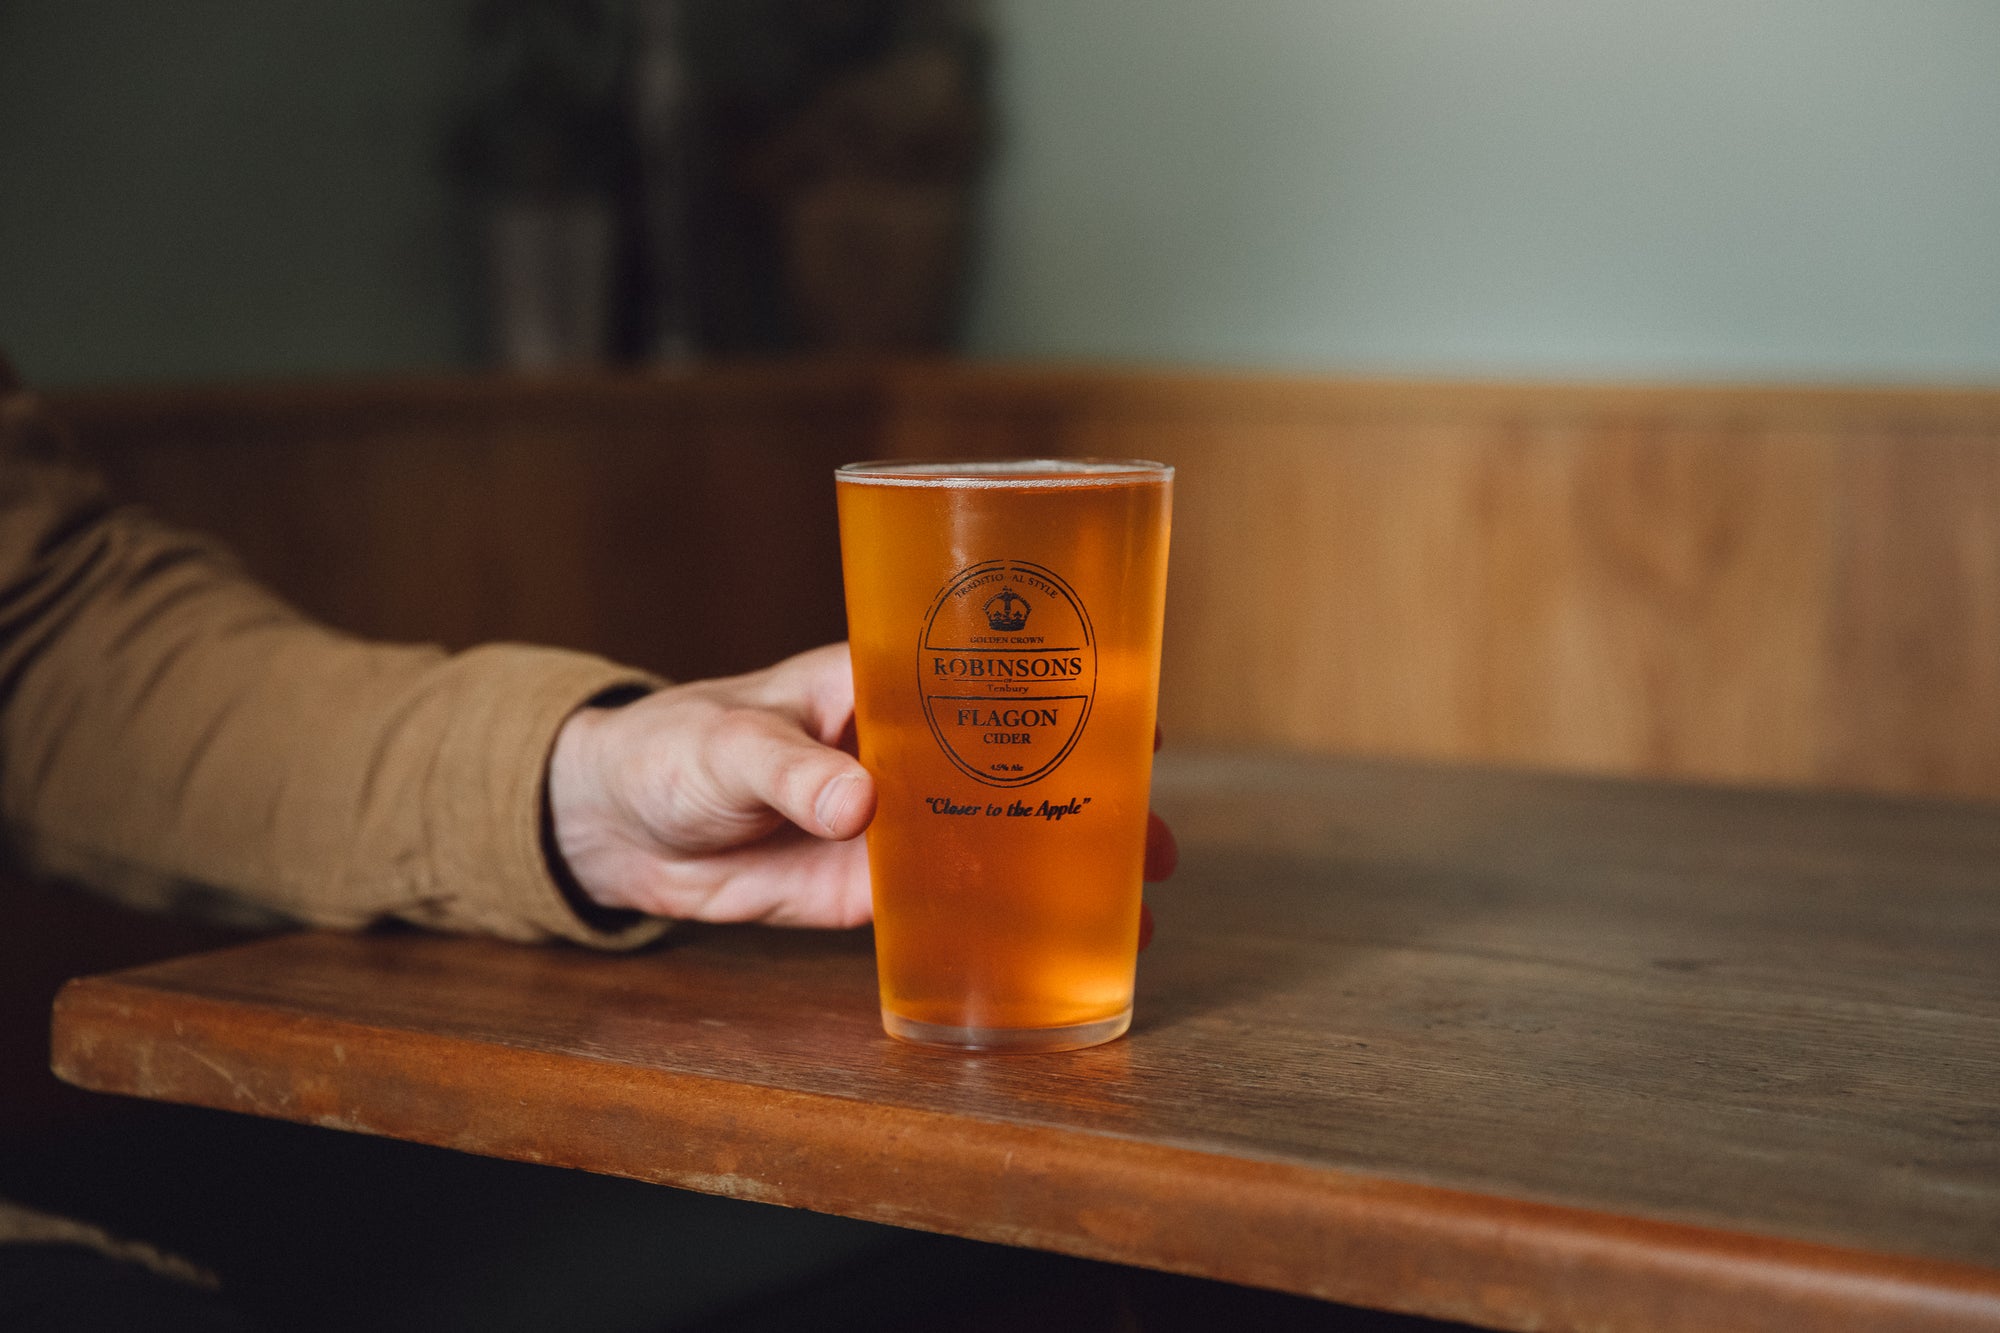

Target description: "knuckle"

left=707, top=704, right=771, bottom=747
left=780, top=752, right=836, bottom=813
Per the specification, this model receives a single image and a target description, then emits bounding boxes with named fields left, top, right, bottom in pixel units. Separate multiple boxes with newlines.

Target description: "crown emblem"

left=983, top=589, right=1031, bottom=631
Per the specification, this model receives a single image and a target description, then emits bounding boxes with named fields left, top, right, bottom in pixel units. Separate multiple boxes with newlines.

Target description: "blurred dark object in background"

left=450, top=0, right=626, bottom=372
left=628, top=0, right=701, bottom=363
left=739, top=0, right=991, bottom=353
left=669, top=0, right=993, bottom=357
left=449, top=0, right=991, bottom=370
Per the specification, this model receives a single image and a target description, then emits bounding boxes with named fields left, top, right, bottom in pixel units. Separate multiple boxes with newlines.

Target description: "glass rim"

left=835, top=457, right=1173, bottom=488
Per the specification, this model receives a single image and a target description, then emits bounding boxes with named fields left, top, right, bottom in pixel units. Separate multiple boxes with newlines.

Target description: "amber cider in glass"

left=836, top=459, right=1172, bottom=1052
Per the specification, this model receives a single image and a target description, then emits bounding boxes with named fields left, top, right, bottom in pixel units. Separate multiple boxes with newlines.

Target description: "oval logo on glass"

left=918, top=560, right=1097, bottom=787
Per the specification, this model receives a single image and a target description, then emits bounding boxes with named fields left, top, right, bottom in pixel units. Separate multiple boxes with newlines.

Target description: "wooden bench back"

left=55, top=364, right=2000, bottom=804
left=878, top=370, right=2000, bottom=803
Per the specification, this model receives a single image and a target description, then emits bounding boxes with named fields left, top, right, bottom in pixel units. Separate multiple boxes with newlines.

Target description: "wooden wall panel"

left=876, top=369, right=2000, bottom=804
left=1824, top=428, right=2000, bottom=797
left=60, top=370, right=880, bottom=684
left=47, top=365, right=2000, bottom=803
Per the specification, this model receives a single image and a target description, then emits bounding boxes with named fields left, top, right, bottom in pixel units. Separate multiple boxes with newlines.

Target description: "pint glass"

left=835, top=459, right=1172, bottom=1052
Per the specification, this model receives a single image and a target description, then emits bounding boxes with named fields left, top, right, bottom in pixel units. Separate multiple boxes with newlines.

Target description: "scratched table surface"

left=52, top=751, right=2000, bottom=1333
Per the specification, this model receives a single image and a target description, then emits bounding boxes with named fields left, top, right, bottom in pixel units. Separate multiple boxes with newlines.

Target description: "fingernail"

left=816, top=773, right=860, bottom=834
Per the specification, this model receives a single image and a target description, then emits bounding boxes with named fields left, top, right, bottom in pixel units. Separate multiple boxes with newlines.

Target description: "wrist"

left=546, top=695, right=639, bottom=916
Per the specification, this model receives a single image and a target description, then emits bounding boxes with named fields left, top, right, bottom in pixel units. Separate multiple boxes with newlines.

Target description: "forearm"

left=0, top=403, right=665, bottom=947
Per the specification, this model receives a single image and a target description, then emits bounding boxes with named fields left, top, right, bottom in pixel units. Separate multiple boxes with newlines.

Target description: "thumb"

left=697, top=708, right=877, bottom=841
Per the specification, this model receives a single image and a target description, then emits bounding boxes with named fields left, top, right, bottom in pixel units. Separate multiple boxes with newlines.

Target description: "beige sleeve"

left=0, top=384, right=668, bottom=950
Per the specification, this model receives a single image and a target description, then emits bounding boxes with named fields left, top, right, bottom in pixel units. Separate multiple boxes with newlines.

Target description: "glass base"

left=882, top=1007, right=1132, bottom=1053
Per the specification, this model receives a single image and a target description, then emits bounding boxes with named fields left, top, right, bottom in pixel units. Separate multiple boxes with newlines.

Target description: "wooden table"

left=51, top=752, right=2000, bottom=1332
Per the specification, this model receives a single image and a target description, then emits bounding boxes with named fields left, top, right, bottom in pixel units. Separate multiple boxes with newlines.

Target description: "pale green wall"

left=0, top=1, right=475, bottom=386
left=4, top=2, right=1998, bottom=386
left=966, top=0, right=2000, bottom=380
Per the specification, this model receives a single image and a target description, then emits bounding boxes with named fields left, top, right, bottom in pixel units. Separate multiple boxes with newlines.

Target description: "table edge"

left=49, top=970, right=2000, bottom=1333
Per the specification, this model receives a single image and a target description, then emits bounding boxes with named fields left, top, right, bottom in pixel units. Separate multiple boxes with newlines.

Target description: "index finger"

left=740, top=642, right=858, bottom=747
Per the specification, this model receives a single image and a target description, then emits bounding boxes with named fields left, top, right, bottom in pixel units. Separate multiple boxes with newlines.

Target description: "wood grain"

left=874, top=366, right=2000, bottom=802
left=56, top=367, right=882, bottom=684
left=47, top=364, right=2000, bottom=799
left=51, top=751, right=2000, bottom=1333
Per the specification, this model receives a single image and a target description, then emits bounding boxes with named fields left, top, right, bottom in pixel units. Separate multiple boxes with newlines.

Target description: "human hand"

left=548, top=642, right=1179, bottom=931
left=549, top=643, right=877, bottom=927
